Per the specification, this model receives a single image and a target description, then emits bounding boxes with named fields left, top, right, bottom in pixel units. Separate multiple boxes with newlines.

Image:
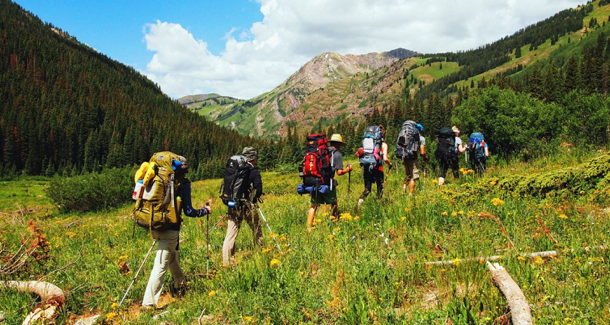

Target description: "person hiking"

left=467, top=132, right=489, bottom=175
left=436, top=126, right=460, bottom=186
left=142, top=155, right=211, bottom=309
left=222, top=147, right=264, bottom=267
left=306, top=134, right=353, bottom=232
left=356, top=125, right=392, bottom=207
left=453, top=126, right=466, bottom=161
left=402, top=123, right=428, bottom=195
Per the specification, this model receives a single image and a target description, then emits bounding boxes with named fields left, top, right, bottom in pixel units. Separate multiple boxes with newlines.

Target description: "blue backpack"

left=468, top=132, right=486, bottom=161
left=360, top=126, right=383, bottom=168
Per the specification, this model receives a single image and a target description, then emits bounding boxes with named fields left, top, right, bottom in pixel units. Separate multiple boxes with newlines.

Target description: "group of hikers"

left=128, top=121, right=490, bottom=309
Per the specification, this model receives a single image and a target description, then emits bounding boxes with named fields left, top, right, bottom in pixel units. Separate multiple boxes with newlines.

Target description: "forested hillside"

left=0, top=0, right=254, bottom=178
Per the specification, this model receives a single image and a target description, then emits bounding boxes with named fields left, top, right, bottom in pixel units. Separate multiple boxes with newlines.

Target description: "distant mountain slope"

left=192, top=50, right=418, bottom=138
left=0, top=0, right=252, bottom=177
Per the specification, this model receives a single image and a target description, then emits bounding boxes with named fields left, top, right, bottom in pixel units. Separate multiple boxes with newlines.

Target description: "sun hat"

left=329, top=134, right=346, bottom=146
left=242, top=147, right=258, bottom=161
left=452, top=126, right=460, bottom=133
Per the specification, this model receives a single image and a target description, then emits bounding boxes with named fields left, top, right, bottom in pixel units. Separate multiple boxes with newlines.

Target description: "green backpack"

left=132, top=151, right=183, bottom=231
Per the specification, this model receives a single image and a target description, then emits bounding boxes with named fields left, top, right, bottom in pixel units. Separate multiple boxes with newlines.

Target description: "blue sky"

left=13, top=0, right=584, bottom=99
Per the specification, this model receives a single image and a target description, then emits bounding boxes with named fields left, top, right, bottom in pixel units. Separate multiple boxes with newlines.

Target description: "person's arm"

left=485, top=144, right=489, bottom=157
left=334, top=151, right=352, bottom=176
left=180, top=179, right=209, bottom=217
left=250, top=168, right=263, bottom=202
left=382, top=143, right=392, bottom=166
left=458, top=139, right=466, bottom=153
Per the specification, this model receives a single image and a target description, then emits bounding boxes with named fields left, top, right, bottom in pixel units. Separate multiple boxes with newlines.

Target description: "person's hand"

left=356, top=148, right=364, bottom=157
left=423, top=154, right=430, bottom=162
left=347, top=164, right=353, bottom=172
left=202, top=202, right=212, bottom=216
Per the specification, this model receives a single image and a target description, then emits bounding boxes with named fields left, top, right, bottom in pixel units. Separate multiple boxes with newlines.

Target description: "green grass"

left=1, top=150, right=610, bottom=324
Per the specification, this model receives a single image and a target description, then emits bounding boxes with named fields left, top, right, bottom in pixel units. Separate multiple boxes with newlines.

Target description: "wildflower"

left=517, top=256, right=526, bottom=261
left=452, top=258, right=460, bottom=266
left=451, top=211, right=457, bottom=217
left=333, top=227, right=341, bottom=232
left=270, top=259, right=281, bottom=267
left=328, top=234, right=335, bottom=240
left=534, top=256, right=544, bottom=265
left=111, top=302, right=119, bottom=310
left=558, top=214, right=568, bottom=219
left=401, top=216, right=407, bottom=221
left=243, top=316, right=253, bottom=322
left=262, top=247, right=272, bottom=254
left=433, top=179, right=438, bottom=184
left=105, top=312, right=117, bottom=321
left=491, top=198, right=505, bottom=206
left=441, top=211, right=448, bottom=216
left=354, top=215, right=360, bottom=220
left=580, top=190, right=585, bottom=195
left=458, top=210, right=464, bottom=215
left=322, top=212, right=329, bottom=217
left=489, top=180, right=497, bottom=186
left=340, top=212, right=353, bottom=221
left=404, top=207, right=410, bottom=212
left=269, top=233, right=277, bottom=238
left=208, top=290, right=216, bottom=297
left=66, top=231, right=76, bottom=239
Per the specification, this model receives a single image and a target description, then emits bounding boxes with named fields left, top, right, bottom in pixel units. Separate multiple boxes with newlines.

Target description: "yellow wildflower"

left=105, top=312, right=117, bottom=321
left=208, top=290, right=216, bottom=297
left=491, top=198, right=505, bottom=206
left=489, top=180, right=497, bottom=186
left=333, top=227, right=341, bottom=232
left=451, top=211, right=457, bottom=217
left=558, top=214, right=568, bottom=219
left=262, top=247, right=272, bottom=254
left=328, top=234, right=335, bottom=240
left=269, top=259, right=281, bottom=267
left=354, top=215, right=360, bottom=220
left=243, top=316, right=253, bottom=322
left=517, top=256, right=526, bottom=261
left=534, top=256, right=544, bottom=265
left=339, top=212, right=353, bottom=221
left=452, top=258, right=460, bottom=266
left=401, top=216, right=407, bottom=221
left=441, top=211, right=448, bottom=216
left=111, top=302, right=119, bottom=310
left=269, top=233, right=277, bottom=238
left=404, top=207, right=410, bottom=212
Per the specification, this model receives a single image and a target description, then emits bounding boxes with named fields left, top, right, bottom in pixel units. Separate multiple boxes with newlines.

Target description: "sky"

left=13, top=0, right=584, bottom=100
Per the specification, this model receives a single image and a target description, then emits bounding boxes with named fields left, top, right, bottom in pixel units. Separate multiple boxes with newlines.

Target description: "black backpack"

left=395, top=120, right=420, bottom=160
left=435, top=127, right=456, bottom=161
left=220, top=155, right=252, bottom=206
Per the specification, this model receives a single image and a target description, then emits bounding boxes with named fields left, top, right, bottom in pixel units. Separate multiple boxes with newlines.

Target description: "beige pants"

left=142, top=230, right=185, bottom=307
left=222, top=203, right=263, bottom=267
left=402, top=158, right=420, bottom=184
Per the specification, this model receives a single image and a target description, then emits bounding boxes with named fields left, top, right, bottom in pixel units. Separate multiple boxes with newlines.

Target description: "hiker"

left=436, top=126, right=460, bottom=186
left=142, top=155, right=211, bottom=309
left=306, top=134, right=353, bottom=231
left=402, top=123, right=428, bottom=195
left=357, top=125, right=392, bottom=206
left=222, top=147, right=264, bottom=267
left=452, top=126, right=466, bottom=159
left=467, top=132, right=489, bottom=175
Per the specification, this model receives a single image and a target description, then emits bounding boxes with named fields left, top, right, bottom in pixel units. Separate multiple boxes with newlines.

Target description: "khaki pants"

left=142, top=230, right=185, bottom=307
left=222, top=202, right=263, bottom=267
left=402, top=158, right=420, bottom=184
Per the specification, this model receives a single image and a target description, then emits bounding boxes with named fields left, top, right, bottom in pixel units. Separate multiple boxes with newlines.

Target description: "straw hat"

left=452, top=126, right=460, bottom=133
left=329, top=134, right=346, bottom=146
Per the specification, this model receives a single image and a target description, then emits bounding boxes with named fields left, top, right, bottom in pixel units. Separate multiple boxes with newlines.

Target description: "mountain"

left=190, top=49, right=418, bottom=138
left=0, top=0, right=253, bottom=177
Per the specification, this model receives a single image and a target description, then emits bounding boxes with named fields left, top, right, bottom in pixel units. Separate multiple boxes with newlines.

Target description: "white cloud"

left=143, top=0, right=584, bottom=99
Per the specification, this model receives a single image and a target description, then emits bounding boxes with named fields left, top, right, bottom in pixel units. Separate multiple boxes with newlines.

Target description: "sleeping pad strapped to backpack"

left=395, top=120, right=420, bottom=160
left=360, top=126, right=383, bottom=170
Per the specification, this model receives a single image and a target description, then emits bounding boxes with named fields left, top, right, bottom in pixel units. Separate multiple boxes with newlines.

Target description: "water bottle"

left=228, top=201, right=236, bottom=208
left=132, top=180, right=144, bottom=200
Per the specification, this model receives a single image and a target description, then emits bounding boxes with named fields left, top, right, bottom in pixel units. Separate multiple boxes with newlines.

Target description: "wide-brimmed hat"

left=452, top=126, right=460, bottom=133
left=329, top=134, right=346, bottom=146
left=242, top=147, right=258, bottom=161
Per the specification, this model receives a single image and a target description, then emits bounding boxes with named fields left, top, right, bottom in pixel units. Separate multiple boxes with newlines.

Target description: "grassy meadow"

left=1, top=149, right=610, bottom=324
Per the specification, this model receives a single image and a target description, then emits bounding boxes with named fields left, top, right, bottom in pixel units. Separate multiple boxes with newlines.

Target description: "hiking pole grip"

left=119, top=239, right=157, bottom=307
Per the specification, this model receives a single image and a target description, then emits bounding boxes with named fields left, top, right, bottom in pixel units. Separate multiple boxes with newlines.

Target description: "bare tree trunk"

left=486, top=262, right=533, bottom=325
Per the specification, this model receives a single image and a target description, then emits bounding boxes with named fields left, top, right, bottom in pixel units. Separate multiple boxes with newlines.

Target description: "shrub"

left=47, top=167, right=135, bottom=212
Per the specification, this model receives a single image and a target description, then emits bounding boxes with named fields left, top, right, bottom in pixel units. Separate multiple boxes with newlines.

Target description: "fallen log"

left=486, top=262, right=533, bottom=325
left=424, top=250, right=557, bottom=266
left=0, top=280, right=65, bottom=325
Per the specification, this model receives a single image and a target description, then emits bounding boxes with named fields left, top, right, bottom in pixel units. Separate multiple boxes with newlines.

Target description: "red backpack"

left=299, top=134, right=332, bottom=187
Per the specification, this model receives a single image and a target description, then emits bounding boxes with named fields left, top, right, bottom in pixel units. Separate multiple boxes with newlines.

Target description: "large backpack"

left=467, top=132, right=487, bottom=162
left=300, top=134, right=332, bottom=187
left=220, top=155, right=252, bottom=206
left=132, top=151, right=182, bottom=231
left=395, top=120, right=420, bottom=160
left=360, top=126, right=383, bottom=169
left=435, top=127, right=456, bottom=161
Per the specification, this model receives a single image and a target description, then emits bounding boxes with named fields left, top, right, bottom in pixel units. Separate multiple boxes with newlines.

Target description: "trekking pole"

left=205, top=202, right=210, bottom=275
left=348, top=169, right=351, bottom=194
left=256, top=205, right=283, bottom=255
left=119, top=239, right=157, bottom=307
left=207, top=213, right=228, bottom=236
left=423, top=161, right=427, bottom=189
